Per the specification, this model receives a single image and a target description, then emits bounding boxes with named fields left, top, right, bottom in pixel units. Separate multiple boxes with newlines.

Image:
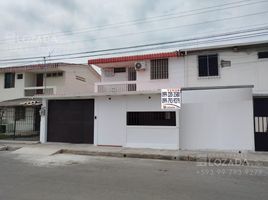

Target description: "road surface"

left=0, top=151, right=267, bottom=200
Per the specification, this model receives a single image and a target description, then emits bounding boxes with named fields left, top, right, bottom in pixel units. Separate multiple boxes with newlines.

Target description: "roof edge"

left=88, top=51, right=183, bottom=65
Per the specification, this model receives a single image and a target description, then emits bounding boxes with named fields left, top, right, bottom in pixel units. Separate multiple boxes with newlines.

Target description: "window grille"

left=127, top=111, right=176, bottom=126
left=114, top=67, right=126, bottom=73
left=258, top=51, right=268, bottom=59
left=150, top=59, right=169, bottom=80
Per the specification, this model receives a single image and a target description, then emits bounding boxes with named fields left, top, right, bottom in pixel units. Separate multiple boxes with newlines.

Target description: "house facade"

left=181, top=43, right=268, bottom=151
left=40, top=41, right=268, bottom=151
left=0, top=62, right=100, bottom=101
left=0, top=63, right=100, bottom=139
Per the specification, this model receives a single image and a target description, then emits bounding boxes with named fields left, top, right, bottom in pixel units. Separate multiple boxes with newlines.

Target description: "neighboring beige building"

left=0, top=62, right=100, bottom=139
left=0, top=62, right=100, bottom=101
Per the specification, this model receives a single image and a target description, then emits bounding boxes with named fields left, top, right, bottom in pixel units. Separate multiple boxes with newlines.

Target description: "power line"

left=0, top=0, right=266, bottom=43
left=1, top=25, right=268, bottom=62
left=4, top=22, right=267, bottom=59
left=1, top=28, right=268, bottom=65
left=49, top=31, right=268, bottom=61
left=3, top=9, right=268, bottom=52
left=2, top=34, right=268, bottom=66
left=46, top=29, right=268, bottom=58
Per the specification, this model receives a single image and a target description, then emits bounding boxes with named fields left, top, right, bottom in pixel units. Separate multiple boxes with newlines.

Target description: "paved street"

left=0, top=151, right=268, bottom=200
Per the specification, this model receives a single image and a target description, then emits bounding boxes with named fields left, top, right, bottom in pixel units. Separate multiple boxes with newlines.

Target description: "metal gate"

left=0, top=106, right=40, bottom=140
left=47, top=99, right=94, bottom=144
left=254, top=98, right=268, bottom=151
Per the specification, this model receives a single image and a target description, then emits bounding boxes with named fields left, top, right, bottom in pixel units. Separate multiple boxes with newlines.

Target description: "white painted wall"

left=95, top=96, right=126, bottom=146
left=0, top=73, right=25, bottom=102
left=125, top=94, right=179, bottom=149
left=41, top=87, right=253, bottom=150
left=98, top=47, right=268, bottom=95
left=136, top=58, right=184, bottom=91
left=95, top=94, right=179, bottom=149
left=24, top=73, right=36, bottom=87
left=179, top=87, right=254, bottom=151
left=101, top=70, right=128, bottom=82
left=40, top=99, right=47, bottom=143
left=185, top=48, right=268, bottom=94
left=99, top=57, right=185, bottom=92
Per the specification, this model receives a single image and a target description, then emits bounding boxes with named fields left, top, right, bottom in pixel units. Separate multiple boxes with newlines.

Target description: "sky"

left=0, top=0, right=268, bottom=67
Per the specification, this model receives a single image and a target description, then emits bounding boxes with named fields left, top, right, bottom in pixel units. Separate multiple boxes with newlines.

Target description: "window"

left=17, top=74, right=23, bottom=79
left=15, top=107, right=25, bottom=120
left=114, top=67, right=126, bottom=73
left=258, top=51, right=268, bottom=59
left=198, top=54, right=219, bottom=77
left=127, top=111, right=176, bottom=126
left=75, top=75, right=86, bottom=82
left=4, top=73, right=15, bottom=88
left=150, top=59, right=169, bottom=79
left=46, top=72, right=63, bottom=77
left=103, top=68, right=114, bottom=77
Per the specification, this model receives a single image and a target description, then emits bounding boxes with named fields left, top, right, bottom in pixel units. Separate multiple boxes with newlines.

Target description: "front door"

left=254, top=98, right=268, bottom=151
left=36, top=74, right=43, bottom=94
left=128, top=67, right=136, bottom=91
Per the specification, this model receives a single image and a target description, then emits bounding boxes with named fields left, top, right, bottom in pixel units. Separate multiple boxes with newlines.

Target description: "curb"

left=60, top=149, right=268, bottom=167
left=0, top=145, right=22, bottom=151
left=61, top=149, right=177, bottom=160
left=0, top=140, right=40, bottom=145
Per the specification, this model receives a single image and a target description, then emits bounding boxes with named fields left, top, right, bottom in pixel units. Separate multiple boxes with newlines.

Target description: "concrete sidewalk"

left=1, top=142, right=268, bottom=167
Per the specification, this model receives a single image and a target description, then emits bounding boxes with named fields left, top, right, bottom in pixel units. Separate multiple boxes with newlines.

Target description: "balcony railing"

left=95, top=81, right=137, bottom=93
left=24, top=86, right=56, bottom=97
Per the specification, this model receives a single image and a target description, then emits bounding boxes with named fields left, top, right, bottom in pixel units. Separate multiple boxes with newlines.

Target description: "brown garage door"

left=47, top=99, right=94, bottom=144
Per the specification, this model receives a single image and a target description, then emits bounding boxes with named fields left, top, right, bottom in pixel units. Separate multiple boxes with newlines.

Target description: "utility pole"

left=43, top=56, right=47, bottom=95
left=43, top=50, right=53, bottom=95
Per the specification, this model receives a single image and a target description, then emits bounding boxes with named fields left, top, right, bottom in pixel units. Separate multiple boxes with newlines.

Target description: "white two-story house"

left=181, top=42, right=268, bottom=151
left=39, top=41, right=268, bottom=152
left=0, top=62, right=100, bottom=139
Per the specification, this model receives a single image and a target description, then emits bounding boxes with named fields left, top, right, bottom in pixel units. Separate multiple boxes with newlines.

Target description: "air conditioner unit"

left=134, top=62, right=146, bottom=71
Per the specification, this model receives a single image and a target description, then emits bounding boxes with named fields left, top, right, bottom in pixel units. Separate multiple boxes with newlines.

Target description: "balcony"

left=95, top=81, right=137, bottom=93
left=24, top=86, right=56, bottom=97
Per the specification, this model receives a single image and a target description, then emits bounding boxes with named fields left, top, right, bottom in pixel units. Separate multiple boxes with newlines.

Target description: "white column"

left=40, top=98, right=48, bottom=143
left=94, top=83, right=98, bottom=93
left=176, top=109, right=180, bottom=149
